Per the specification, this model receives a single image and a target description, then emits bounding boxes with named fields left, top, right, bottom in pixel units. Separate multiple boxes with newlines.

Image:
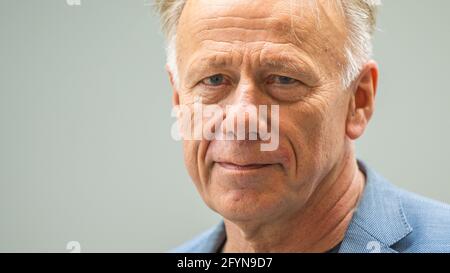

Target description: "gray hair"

left=154, top=0, right=380, bottom=89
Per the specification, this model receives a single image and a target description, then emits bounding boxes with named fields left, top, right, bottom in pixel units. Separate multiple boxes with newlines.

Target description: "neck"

left=222, top=145, right=365, bottom=253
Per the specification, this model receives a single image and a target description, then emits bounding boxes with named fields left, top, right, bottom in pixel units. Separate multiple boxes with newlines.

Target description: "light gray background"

left=0, top=0, right=449, bottom=252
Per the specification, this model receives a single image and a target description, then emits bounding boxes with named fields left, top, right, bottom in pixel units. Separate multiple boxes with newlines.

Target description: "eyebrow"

left=260, top=57, right=310, bottom=73
left=184, top=53, right=235, bottom=85
left=187, top=54, right=234, bottom=71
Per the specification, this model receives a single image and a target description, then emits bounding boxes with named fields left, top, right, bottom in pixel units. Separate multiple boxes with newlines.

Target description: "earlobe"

left=345, top=61, right=378, bottom=140
left=346, top=107, right=368, bottom=140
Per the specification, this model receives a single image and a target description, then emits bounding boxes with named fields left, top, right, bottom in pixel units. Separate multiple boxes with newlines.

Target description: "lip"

left=216, top=162, right=273, bottom=171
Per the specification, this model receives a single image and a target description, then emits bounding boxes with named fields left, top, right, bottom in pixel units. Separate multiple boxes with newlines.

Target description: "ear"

left=166, top=64, right=180, bottom=107
left=346, top=61, right=378, bottom=140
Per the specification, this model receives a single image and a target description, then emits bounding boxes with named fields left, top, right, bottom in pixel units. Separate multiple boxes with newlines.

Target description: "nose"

left=220, top=81, right=272, bottom=141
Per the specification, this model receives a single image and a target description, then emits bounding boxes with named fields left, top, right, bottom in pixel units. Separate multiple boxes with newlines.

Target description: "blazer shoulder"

left=394, top=187, right=450, bottom=252
left=169, top=223, right=225, bottom=253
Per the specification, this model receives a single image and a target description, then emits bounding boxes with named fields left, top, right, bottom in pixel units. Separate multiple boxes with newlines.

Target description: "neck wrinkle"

left=309, top=164, right=364, bottom=252
left=290, top=148, right=363, bottom=252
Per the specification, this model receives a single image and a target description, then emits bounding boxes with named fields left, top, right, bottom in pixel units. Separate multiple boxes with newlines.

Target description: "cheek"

left=283, top=100, right=329, bottom=155
left=183, top=141, right=201, bottom=184
left=293, top=91, right=347, bottom=145
left=282, top=93, right=347, bottom=182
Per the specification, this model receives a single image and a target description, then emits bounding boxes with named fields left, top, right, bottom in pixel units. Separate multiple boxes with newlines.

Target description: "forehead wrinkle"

left=180, top=0, right=345, bottom=45
left=185, top=14, right=334, bottom=65
left=190, top=18, right=294, bottom=46
left=192, top=16, right=293, bottom=35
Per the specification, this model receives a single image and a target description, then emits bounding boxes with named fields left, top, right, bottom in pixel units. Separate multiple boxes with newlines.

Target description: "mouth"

left=216, top=162, right=273, bottom=171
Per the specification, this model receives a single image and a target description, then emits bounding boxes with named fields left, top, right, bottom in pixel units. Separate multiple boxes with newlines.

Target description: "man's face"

left=173, top=0, right=354, bottom=223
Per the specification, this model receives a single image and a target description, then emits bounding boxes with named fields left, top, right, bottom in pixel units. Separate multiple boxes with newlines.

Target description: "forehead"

left=177, top=0, right=348, bottom=70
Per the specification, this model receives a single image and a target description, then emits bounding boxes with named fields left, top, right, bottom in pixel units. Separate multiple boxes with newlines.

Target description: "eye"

left=267, top=75, right=300, bottom=85
left=201, top=74, right=227, bottom=86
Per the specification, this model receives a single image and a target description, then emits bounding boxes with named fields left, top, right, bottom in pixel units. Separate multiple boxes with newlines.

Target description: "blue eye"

left=202, top=74, right=226, bottom=86
left=273, top=76, right=298, bottom=85
left=266, top=75, right=300, bottom=85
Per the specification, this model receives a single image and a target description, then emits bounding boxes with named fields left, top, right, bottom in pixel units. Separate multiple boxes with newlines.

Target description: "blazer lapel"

left=339, top=161, right=413, bottom=253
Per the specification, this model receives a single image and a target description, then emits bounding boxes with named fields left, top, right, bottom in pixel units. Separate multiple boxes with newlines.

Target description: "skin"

left=167, top=0, right=378, bottom=252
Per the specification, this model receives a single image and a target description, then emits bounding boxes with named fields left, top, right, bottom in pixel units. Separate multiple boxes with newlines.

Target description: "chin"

left=210, top=189, right=286, bottom=222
